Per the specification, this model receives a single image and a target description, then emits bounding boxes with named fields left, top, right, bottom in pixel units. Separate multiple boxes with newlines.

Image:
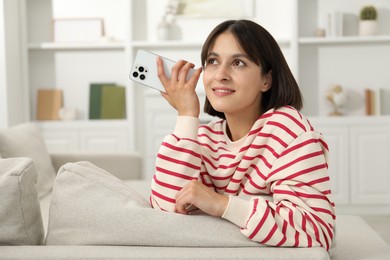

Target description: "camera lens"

left=132, top=71, right=139, bottom=78
left=140, top=74, right=146, bottom=80
left=138, top=66, right=145, bottom=72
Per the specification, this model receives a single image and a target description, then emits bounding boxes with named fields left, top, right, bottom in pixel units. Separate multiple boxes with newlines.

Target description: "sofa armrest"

left=50, top=152, right=142, bottom=180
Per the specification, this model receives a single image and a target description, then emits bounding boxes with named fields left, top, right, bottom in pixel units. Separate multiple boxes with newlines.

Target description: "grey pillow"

left=0, top=157, right=45, bottom=245
left=46, top=161, right=259, bottom=247
left=0, top=123, right=56, bottom=198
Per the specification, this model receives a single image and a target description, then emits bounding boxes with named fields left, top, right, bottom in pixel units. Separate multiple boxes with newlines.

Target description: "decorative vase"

left=157, top=18, right=171, bottom=41
left=359, top=20, right=378, bottom=36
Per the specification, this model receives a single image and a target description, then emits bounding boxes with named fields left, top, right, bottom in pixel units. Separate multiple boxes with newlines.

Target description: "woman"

left=151, top=19, right=335, bottom=250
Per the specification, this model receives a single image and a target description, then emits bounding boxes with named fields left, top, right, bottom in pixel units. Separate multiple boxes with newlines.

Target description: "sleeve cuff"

left=173, top=116, right=199, bottom=139
left=222, top=195, right=252, bottom=228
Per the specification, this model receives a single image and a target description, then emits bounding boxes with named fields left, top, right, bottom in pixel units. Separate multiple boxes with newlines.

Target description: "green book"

left=89, top=83, right=115, bottom=119
left=101, top=85, right=126, bottom=119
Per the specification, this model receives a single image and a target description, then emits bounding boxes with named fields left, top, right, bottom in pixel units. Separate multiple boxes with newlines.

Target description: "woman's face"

left=203, top=31, right=271, bottom=118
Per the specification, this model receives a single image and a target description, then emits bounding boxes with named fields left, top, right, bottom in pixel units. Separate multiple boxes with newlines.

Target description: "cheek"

left=202, top=71, right=213, bottom=87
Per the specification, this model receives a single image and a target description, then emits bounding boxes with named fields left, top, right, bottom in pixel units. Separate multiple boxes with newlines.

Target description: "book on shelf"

left=101, top=85, right=126, bottom=119
left=89, top=83, right=115, bottom=119
left=365, top=88, right=386, bottom=116
left=36, top=89, right=63, bottom=120
left=89, top=83, right=126, bottom=120
left=326, top=11, right=343, bottom=37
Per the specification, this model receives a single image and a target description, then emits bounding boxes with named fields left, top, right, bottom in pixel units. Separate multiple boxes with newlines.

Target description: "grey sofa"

left=1, top=123, right=390, bottom=259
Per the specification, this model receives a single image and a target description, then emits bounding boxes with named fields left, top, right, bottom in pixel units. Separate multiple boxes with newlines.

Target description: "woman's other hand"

left=157, top=56, right=202, bottom=118
left=175, top=180, right=229, bottom=217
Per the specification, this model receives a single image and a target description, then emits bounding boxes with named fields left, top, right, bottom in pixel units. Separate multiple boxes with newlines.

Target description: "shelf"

left=299, top=35, right=390, bottom=45
left=132, top=39, right=291, bottom=48
left=34, top=119, right=128, bottom=127
left=132, top=41, right=203, bottom=49
left=28, top=41, right=126, bottom=51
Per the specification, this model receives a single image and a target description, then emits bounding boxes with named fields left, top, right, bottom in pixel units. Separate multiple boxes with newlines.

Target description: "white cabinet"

left=350, top=125, right=390, bottom=205
left=316, top=124, right=350, bottom=205
left=38, top=121, right=129, bottom=153
left=312, top=117, right=390, bottom=214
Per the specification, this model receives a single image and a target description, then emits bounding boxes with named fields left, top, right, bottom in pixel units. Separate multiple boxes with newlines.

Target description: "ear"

left=261, top=70, right=272, bottom=92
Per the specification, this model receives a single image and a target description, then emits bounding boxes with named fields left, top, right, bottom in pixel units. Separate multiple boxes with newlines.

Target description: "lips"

left=212, top=87, right=235, bottom=96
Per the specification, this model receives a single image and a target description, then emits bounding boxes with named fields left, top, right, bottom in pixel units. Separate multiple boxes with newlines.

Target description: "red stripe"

left=273, top=111, right=306, bottom=131
left=305, top=214, right=322, bottom=248
left=269, top=150, right=324, bottom=179
left=287, top=164, right=328, bottom=181
left=198, top=133, right=227, bottom=145
left=248, top=126, right=263, bottom=136
left=312, top=214, right=334, bottom=244
left=242, top=154, right=272, bottom=169
left=151, top=190, right=175, bottom=204
left=202, top=155, right=240, bottom=171
left=153, top=175, right=182, bottom=191
left=210, top=153, right=236, bottom=161
left=157, top=154, right=201, bottom=170
left=302, top=216, right=312, bottom=247
left=260, top=223, right=278, bottom=244
left=244, top=173, right=268, bottom=190
left=240, top=143, right=280, bottom=158
left=294, top=230, right=300, bottom=247
left=274, top=189, right=329, bottom=201
left=267, top=121, right=298, bottom=139
left=258, top=133, right=288, bottom=148
left=156, top=166, right=197, bottom=181
left=250, top=164, right=268, bottom=182
left=162, top=142, right=201, bottom=158
left=199, top=124, right=224, bottom=135
left=249, top=204, right=270, bottom=239
left=200, top=142, right=230, bottom=153
left=281, top=138, right=322, bottom=157
left=312, top=207, right=336, bottom=220
left=245, top=199, right=259, bottom=229
left=295, top=176, right=330, bottom=187
left=276, top=221, right=288, bottom=246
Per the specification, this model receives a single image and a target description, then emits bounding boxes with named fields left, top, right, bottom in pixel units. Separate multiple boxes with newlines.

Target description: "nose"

left=214, top=64, right=230, bottom=81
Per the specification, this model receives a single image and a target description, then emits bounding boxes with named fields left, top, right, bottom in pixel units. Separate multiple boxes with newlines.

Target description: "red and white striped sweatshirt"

left=150, top=106, right=336, bottom=250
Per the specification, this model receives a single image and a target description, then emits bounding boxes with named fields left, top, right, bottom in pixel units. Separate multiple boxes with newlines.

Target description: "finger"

left=156, top=56, right=170, bottom=88
left=171, top=60, right=187, bottom=83
left=187, top=67, right=202, bottom=87
left=175, top=187, right=192, bottom=214
left=178, top=62, right=195, bottom=82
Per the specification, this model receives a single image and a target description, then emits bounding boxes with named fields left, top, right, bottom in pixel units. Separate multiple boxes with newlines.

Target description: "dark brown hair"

left=201, top=20, right=302, bottom=119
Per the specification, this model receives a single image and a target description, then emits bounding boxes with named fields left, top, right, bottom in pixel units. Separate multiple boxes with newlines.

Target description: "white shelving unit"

left=1, top=0, right=390, bottom=213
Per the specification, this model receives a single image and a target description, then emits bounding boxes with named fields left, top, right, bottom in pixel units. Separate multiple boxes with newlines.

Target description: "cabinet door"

left=80, top=128, right=128, bottom=152
left=350, top=126, right=390, bottom=205
left=317, top=125, right=350, bottom=205
left=40, top=129, right=79, bottom=153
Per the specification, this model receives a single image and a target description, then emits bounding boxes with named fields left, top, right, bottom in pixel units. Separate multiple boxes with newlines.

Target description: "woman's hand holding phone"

left=157, top=56, right=202, bottom=118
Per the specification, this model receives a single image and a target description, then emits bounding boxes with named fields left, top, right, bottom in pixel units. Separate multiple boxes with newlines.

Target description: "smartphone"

left=129, top=49, right=197, bottom=92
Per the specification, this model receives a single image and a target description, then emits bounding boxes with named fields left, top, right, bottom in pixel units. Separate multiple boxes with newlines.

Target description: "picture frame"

left=177, top=0, right=255, bottom=18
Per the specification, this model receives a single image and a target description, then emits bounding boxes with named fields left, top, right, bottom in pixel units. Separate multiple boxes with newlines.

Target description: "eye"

left=207, top=58, right=218, bottom=65
left=232, top=60, right=245, bottom=67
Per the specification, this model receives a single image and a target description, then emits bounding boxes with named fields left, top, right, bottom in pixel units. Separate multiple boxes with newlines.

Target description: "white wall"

left=0, top=0, right=25, bottom=127
left=0, top=0, right=8, bottom=128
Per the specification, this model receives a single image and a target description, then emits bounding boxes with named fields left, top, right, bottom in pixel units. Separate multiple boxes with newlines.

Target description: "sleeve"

left=222, top=131, right=336, bottom=250
left=150, top=116, right=205, bottom=211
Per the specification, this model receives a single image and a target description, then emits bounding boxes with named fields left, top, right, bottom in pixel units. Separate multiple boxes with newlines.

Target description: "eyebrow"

left=207, top=52, right=250, bottom=60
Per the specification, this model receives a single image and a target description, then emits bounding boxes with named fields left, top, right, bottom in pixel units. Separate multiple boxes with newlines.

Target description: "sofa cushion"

left=46, top=162, right=265, bottom=247
left=0, top=157, right=45, bottom=245
left=0, top=123, right=56, bottom=198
